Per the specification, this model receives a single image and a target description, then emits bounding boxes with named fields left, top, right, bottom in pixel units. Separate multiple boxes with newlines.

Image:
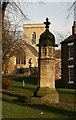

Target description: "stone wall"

left=23, top=24, right=45, bottom=52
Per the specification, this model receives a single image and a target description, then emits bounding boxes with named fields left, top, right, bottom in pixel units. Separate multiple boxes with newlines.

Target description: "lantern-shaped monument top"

left=39, top=18, right=57, bottom=47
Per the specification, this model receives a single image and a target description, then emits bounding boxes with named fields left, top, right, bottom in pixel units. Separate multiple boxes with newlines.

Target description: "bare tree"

left=67, top=1, right=76, bottom=20
left=2, top=15, right=23, bottom=59
left=2, top=2, right=28, bottom=22
left=2, top=1, right=29, bottom=57
left=54, top=31, right=70, bottom=48
left=1, top=1, right=30, bottom=75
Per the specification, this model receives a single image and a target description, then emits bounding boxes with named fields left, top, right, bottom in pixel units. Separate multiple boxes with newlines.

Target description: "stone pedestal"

left=39, top=59, right=55, bottom=88
left=34, top=87, right=59, bottom=103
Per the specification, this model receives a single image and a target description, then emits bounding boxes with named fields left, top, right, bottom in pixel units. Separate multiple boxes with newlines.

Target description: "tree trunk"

left=2, top=2, right=9, bottom=21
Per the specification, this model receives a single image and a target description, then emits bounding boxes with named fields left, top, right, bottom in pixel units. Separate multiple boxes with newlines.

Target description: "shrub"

left=2, top=78, right=11, bottom=89
left=18, top=68, right=25, bottom=74
left=55, top=79, right=63, bottom=88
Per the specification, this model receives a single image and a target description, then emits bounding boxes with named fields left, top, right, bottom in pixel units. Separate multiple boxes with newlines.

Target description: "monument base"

left=34, top=87, right=59, bottom=104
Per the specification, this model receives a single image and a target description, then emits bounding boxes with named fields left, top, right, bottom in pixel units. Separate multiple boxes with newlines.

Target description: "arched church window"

left=24, top=57, right=26, bottom=64
left=32, top=32, right=36, bottom=44
left=16, top=53, right=26, bottom=65
left=19, top=58, right=20, bottom=64
left=16, top=57, right=18, bottom=64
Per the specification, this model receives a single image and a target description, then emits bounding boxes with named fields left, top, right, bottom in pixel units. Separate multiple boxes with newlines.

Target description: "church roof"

left=23, top=41, right=38, bottom=57
left=6, top=40, right=38, bottom=57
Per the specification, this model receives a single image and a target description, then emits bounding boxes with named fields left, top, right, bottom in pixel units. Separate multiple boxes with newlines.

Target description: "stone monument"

left=34, top=18, right=59, bottom=103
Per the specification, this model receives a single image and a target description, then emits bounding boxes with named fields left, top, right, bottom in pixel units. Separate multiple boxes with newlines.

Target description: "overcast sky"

left=25, top=2, right=74, bottom=33
left=6, top=2, right=74, bottom=48
left=24, top=2, right=74, bottom=46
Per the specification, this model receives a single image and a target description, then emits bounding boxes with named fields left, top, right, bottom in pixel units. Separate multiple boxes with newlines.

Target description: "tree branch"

left=13, top=2, right=29, bottom=21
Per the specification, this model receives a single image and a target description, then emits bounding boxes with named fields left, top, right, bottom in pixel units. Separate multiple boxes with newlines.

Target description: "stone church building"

left=2, top=24, right=46, bottom=76
left=2, top=23, right=61, bottom=79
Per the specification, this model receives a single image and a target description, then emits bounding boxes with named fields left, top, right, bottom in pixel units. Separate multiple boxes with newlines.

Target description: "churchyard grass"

left=2, top=77, right=76, bottom=118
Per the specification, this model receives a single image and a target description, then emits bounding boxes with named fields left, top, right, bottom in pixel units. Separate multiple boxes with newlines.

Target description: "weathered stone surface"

left=34, top=87, right=59, bottom=103
left=40, top=93, right=59, bottom=104
left=39, top=59, right=55, bottom=88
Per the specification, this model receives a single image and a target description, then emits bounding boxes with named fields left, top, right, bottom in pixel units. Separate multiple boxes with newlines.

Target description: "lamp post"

left=7, top=56, right=9, bottom=77
left=29, top=58, right=32, bottom=76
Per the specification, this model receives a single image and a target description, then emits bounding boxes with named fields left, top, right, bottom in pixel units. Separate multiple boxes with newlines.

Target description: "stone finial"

left=44, top=18, right=51, bottom=29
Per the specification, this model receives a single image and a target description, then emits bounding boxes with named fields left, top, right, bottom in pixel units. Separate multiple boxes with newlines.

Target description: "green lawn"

left=2, top=77, right=76, bottom=119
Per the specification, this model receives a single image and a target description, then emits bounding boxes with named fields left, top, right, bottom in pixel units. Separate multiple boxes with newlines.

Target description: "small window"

left=32, top=32, right=36, bottom=44
left=16, top=57, right=18, bottom=64
left=59, top=61, right=61, bottom=68
left=24, top=58, right=26, bottom=64
left=59, top=70, right=61, bottom=78
left=43, top=47, right=47, bottom=56
left=48, top=47, right=52, bottom=57
left=68, top=65, right=74, bottom=84
left=68, top=42, right=74, bottom=60
left=19, top=58, right=20, bottom=64
left=69, top=45, right=73, bottom=58
left=69, top=68, right=74, bottom=83
left=53, top=47, right=55, bottom=57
